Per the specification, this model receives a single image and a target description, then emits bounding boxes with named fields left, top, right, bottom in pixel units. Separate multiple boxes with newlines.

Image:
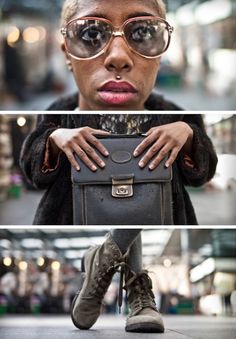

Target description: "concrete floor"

left=0, top=315, right=235, bottom=339
left=0, top=189, right=236, bottom=225
left=189, top=190, right=236, bottom=225
left=0, top=190, right=42, bottom=226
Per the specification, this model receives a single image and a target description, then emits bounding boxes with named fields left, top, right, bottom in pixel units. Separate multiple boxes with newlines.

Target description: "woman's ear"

left=61, top=42, right=73, bottom=72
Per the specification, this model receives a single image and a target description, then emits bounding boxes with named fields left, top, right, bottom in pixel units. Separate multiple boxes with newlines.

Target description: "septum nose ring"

left=116, top=75, right=122, bottom=80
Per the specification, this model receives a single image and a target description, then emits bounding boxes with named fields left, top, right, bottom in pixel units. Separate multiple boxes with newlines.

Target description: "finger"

left=79, top=139, right=106, bottom=168
left=165, top=147, right=180, bottom=168
left=73, top=144, right=97, bottom=172
left=91, top=128, right=111, bottom=136
left=149, top=144, right=173, bottom=170
left=64, top=149, right=81, bottom=171
left=133, top=131, right=161, bottom=157
left=145, top=127, right=156, bottom=136
left=138, top=138, right=166, bottom=168
left=86, top=133, right=110, bottom=156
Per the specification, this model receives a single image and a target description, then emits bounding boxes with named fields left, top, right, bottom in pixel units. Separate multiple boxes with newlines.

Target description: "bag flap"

left=71, top=136, right=172, bottom=185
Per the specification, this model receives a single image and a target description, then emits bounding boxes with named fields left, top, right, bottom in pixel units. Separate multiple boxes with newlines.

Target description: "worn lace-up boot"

left=125, top=270, right=164, bottom=333
left=71, top=233, right=125, bottom=330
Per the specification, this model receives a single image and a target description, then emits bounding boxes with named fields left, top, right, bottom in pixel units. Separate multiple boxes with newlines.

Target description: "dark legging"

left=110, top=229, right=142, bottom=273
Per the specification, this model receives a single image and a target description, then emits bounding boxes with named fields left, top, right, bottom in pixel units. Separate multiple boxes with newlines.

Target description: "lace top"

left=98, top=114, right=153, bottom=134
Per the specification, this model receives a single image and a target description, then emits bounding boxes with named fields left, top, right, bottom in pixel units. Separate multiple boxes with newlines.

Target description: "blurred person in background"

left=0, top=267, right=17, bottom=311
left=20, top=0, right=217, bottom=333
left=2, top=34, right=27, bottom=102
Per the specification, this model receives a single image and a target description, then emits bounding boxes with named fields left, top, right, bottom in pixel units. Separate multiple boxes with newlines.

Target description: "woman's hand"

left=49, top=127, right=110, bottom=171
left=133, top=122, right=193, bottom=170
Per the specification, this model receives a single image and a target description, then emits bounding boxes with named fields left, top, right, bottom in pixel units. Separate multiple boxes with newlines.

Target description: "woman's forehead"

left=74, top=0, right=162, bottom=19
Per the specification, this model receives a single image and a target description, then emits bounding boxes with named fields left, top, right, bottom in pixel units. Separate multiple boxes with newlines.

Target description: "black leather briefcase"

left=71, top=135, right=173, bottom=225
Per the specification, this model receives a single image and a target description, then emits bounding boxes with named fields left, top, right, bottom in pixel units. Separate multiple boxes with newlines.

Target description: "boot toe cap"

left=71, top=297, right=101, bottom=330
left=125, top=309, right=164, bottom=333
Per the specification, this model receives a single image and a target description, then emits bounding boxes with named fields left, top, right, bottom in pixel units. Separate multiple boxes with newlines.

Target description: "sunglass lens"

left=65, top=19, right=112, bottom=58
left=124, top=19, right=170, bottom=57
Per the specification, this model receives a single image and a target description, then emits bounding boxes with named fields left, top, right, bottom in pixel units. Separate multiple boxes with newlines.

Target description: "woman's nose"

left=104, top=36, right=134, bottom=74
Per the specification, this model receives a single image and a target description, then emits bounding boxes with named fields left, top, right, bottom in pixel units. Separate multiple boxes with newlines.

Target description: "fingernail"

left=104, top=151, right=109, bottom=156
left=165, top=163, right=169, bottom=168
left=149, top=164, right=154, bottom=170
left=100, top=161, right=106, bottom=168
left=139, top=161, right=144, bottom=168
left=133, top=151, right=138, bottom=157
left=92, top=165, right=97, bottom=171
left=76, top=166, right=80, bottom=171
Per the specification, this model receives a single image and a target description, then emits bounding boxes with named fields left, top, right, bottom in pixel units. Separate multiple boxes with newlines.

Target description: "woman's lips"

left=98, top=81, right=137, bottom=105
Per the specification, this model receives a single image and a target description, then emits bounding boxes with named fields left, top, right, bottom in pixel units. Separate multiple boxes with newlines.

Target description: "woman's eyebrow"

left=81, top=11, right=155, bottom=19
left=81, top=12, right=107, bottom=19
left=127, top=12, right=156, bottom=19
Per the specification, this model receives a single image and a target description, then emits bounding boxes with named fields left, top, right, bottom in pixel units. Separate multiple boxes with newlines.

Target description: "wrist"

left=182, top=123, right=193, bottom=155
left=41, top=130, right=62, bottom=173
left=187, top=123, right=193, bottom=139
left=49, top=130, right=61, bottom=155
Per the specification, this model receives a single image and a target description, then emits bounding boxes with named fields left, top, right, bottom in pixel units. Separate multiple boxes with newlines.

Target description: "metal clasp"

left=112, top=178, right=133, bottom=198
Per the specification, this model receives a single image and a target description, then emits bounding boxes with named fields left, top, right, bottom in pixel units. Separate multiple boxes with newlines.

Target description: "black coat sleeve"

left=177, top=114, right=218, bottom=187
left=19, top=114, right=68, bottom=189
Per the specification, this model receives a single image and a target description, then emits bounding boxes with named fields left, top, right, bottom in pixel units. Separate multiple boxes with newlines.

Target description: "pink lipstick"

left=98, top=81, right=137, bottom=105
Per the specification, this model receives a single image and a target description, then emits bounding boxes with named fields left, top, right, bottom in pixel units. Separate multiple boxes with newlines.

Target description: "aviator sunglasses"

left=61, top=16, right=174, bottom=60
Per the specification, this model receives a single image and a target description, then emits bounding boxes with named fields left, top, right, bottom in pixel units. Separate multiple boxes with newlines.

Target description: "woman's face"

left=62, top=0, right=162, bottom=110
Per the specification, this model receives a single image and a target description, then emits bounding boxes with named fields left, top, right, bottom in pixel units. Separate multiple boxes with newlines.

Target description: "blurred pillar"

left=230, top=115, right=236, bottom=154
left=180, top=229, right=191, bottom=297
left=0, top=116, right=13, bottom=201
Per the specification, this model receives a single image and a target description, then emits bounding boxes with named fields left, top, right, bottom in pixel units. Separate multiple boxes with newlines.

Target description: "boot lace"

left=87, top=243, right=128, bottom=304
left=90, top=262, right=123, bottom=298
left=124, top=270, right=157, bottom=316
left=89, top=260, right=129, bottom=312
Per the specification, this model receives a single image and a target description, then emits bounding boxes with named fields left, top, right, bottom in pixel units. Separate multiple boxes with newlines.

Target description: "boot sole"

left=125, top=322, right=164, bottom=333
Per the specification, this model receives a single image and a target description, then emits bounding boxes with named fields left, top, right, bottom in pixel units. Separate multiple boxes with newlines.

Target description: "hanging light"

left=17, top=116, right=26, bottom=127
left=37, top=257, right=45, bottom=267
left=3, top=257, right=12, bottom=266
left=51, top=261, right=61, bottom=270
left=23, top=27, right=40, bottom=43
left=163, top=258, right=172, bottom=268
left=19, top=261, right=28, bottom=270
left=7, top=26, right=20, bottom=45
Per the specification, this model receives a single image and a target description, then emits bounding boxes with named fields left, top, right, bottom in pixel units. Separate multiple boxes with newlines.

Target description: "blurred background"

left=0, top=113, right=236, bottom=225
left=0, top=228, right=235, bottom=317
left=0, top=0, right=236, bottom=110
